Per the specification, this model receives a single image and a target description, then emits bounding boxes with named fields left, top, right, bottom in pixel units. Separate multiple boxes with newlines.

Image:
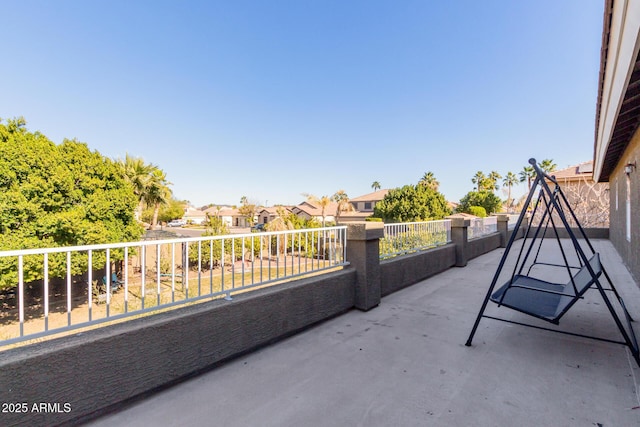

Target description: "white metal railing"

left=506, top=213, right=521, bottom=230
left=468, top=216, right=498, bottom=240
left=380, top=220, right=451, bottom=259
left=0, top=226, right=348, bottom=346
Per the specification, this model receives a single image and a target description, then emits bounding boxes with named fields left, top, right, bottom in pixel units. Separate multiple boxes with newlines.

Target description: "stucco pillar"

left=497, top=215, right=510, bottom=248
left=450, top=218, right=470, bottom=267
left=346, top=222, right=384, bottom=311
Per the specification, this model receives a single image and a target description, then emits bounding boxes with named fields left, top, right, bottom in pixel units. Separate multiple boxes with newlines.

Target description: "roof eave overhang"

left=594, top=0, right=640, bottom=182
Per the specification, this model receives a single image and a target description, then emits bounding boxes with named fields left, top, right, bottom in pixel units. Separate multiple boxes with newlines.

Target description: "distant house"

left=203, top=207, right=251, bottom=228
left=292, top=200, right=338, bottom=224
left=182, top=207, right=206, bottom=225
left=257, top=206, right=293, bottom=225
left=546, top=161, right=609, bottom=228
left=349, top=190, right=389, bottom=213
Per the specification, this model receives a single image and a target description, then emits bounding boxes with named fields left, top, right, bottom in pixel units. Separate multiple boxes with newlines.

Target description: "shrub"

left=458, top=191, right=502, bottom=215
left=468, top=206, right=487, bottom=217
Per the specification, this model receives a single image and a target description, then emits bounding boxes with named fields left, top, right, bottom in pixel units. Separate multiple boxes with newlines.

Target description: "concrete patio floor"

left=87, top=239, right=640, bottom=426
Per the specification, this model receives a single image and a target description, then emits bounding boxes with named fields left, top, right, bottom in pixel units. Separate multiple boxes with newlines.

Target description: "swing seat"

left=490, top=253, right=602, bottom=324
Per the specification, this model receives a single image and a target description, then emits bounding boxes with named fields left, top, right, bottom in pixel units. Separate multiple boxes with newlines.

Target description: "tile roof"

left=350, top=189, right=389, bottom=202
left=294, top=201, right=339, bottom=216
left=549, top=161, right=594, bottom=182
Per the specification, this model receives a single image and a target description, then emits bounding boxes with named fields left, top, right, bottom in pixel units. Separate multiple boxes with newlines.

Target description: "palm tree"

left=419, top=171, right=440, bottom=191
left=519, top=166, right=535, bottom=191
left=472, top=171, right=487, bottom=192
left=502, top=171, right=518, bottom=207
left=332, top=190, right=353, bottom=224
left=144, top=168, right=172, bottom=229
left=371, top=181, right=381, bottom=191
left=539, top=158, right=557, bottom=174
left=119, top=154, right=154, bottom=220
left=303, top=194, right=332, bottom=227
left=240, top=196, right=248, bottom=205
left=488, top=171, right=502, bottom=191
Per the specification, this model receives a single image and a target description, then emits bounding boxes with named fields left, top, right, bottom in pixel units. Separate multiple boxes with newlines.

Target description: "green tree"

left=539, top=158, right=557, bottom=174
left=519, top=166, right=535, bottom=191
left=487, top=171, right=502, bottom=191
left=472, top=171, right=487, bottom=191
left=238, top=197, right=258, bottom=226
left=144, top=168, right=172, bottom=229
left=0, top=118, right=143, bottom=290
left=468, top=206, right=487, bottom=217
left=458, top=191, right=502, bottom=215
left=332, top=190, right=353, bottom=224
left=419, top=171, right=440, bottom=191
left=502, top=171, right=518, bottom=206
left=118, top=155, right=172, bottom=229
left=119, top=154, right=154, bottom=220
left=371, top=181, right=381, bottom=191
left=303, top=193, right=332, bottom=227
left=142, top=198, right=185, bottom=225
left=372, top=185, right=451, bottom=223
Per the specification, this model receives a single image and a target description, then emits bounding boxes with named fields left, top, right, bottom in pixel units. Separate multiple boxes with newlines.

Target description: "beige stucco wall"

left=609, top=128, right=640, bottom=285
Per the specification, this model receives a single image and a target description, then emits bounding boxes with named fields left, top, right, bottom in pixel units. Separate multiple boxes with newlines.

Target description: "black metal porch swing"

left=465, top=158, right=640, bottom=367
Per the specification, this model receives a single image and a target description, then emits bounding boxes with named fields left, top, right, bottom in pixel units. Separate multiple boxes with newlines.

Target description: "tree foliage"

left=539, top=158, right=557, bottom=174
left=0, top=118, right=143, bottom=289
left=472, top=170, right=501, bottom=192
left=419, top=171, right=439, bottom=191
left=238, top=197, right=259, bottom=226
left=457, top=191, right=502, bottom=215
left=332, top=190, right=353, bottom=223
left=118, top=154, right=172, bottom=229
left=502, top=171, right=518, bottom=205
left=468, top=206, right=487, bottom=217
left=372, top=185, right=451, bottom=223
left=142, top=198, right=185, bottom=225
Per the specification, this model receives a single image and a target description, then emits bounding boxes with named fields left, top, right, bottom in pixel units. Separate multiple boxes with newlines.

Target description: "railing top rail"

left=0, top=226, right=348, bottom=257
left=383, top=219, right=451, bottom=226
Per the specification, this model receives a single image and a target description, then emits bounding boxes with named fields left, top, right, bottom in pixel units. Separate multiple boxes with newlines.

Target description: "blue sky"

left=1, top=1, right=604, bottom=207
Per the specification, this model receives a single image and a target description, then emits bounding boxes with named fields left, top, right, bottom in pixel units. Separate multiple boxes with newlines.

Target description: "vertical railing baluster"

left=209, top=240, right=213, bottom=295
left=241, top=237, right=245, bottom=287
left=298, top=231, right=302, bottom=274
left=44, top=253, right=49, bottom=331
left=231, top=238, right=236, bottom=290
left=184, top=242, right=189, bottom=299
left=105, top=248, right=110, bottom=317
left=87, top=251, right=92, bottom=321
left=67, top=251, right=72, bottom=325
left=251, top=235, right=255, bottom=286
left=124, top=247, right=129, bottom=313
left=157, top=244, right=162, bottom=306
left=260, top=235, right=264, bottom=283
left=18, top=255, right=24, bottom=337
left=198, top=241, right=202, bottom=297
left=268, top=235, right=272, bottom=281
left=141, top=245, right=146, bottom=309
left=221, top=237, right=225, bottom=295
left=172, top=243, right=176, bottom=303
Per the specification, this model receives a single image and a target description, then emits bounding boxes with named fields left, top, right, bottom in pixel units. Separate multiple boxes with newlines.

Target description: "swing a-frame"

left=465, top=158, right=640, bottom=367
